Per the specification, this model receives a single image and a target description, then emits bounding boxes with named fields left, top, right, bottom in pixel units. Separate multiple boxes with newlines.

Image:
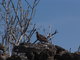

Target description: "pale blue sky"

left=33, top=0, right=80, bottom=52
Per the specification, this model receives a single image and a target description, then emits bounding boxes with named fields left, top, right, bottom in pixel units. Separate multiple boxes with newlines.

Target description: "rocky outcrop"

left=0, top=43, right=80, bottom=60
left=11, top=43, right=56, bottom=60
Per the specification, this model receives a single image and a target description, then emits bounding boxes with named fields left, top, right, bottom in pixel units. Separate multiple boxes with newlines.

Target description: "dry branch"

left=0, top=0, right=40, bottom=55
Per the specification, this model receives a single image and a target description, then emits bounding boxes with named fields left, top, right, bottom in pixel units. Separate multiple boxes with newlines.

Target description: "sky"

left=0, top=0, right=80, bottom=52
left=33, top=0, right=80, bottom=52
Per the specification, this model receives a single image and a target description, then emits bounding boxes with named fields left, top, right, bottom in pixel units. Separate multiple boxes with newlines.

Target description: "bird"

left=36, top=31, right=48, bottom=43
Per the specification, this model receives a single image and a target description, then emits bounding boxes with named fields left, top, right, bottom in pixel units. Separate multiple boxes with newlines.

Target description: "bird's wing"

left=39, top=34, right=47, bottom=39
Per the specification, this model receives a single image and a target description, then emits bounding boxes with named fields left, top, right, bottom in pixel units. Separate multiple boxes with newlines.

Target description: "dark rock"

left=7, top=43, right=80, bottom=60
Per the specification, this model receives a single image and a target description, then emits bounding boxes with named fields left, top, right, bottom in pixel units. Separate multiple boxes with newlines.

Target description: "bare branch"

left=27, top=24, right=36, bottom=42
left=0, top=0, right=40, bottom=55
left=10, top=0, right=22, bottom=28
left=25, top=0, right=32, bottom=9
left=47, top=30, right=58, bottom=39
